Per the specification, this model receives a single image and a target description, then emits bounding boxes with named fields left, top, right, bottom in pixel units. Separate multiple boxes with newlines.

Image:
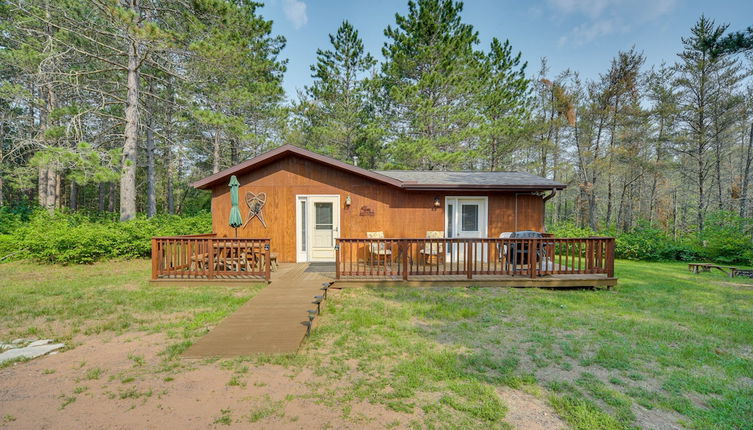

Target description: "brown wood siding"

left=210, top=156, right=544, bottom=262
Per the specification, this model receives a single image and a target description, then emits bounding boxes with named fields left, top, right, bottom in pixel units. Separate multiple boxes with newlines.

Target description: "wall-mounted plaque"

left=244, top=191, right=268, bottom=227
left=359, top=205, right=375, bottom=216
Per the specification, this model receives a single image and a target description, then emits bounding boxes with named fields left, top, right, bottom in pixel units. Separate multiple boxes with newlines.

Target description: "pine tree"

left=477, top=38, right=530, bottom=171
left=296, top=20, right=377, bottom=164
left=187, top=0, right=286, bottom=174
left=675, top=16, right=732, bottom=231
left=380, top=0, right=482, bottom=169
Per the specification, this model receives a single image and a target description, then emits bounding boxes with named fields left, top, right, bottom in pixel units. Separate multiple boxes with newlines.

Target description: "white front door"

left=296, top=195, right=340, bottom=262
left=446, top=197, right=488, bottom=261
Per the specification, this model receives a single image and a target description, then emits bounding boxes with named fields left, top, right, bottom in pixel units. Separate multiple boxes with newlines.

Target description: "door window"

left=461, top=204, right=479, bottom=232
left=315, top=203, right=333, bottom=228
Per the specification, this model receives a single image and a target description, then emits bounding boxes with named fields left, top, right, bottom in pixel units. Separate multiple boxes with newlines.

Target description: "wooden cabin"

left=152, top=145, right=616, bottom=288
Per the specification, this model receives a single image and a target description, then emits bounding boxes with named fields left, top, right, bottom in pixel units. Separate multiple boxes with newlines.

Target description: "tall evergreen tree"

left=477, top=38, right=529, bottom=171
left=296, top=20, right=378, bottom=164
left=188, top=0, right=286, bottom=174
left=380, top=0, right=481, bottom=169
left=675, top=16, right=733, bottom=231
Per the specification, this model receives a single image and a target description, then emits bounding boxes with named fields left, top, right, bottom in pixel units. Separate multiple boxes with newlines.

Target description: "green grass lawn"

left=293, top=260, right=753, bottom=429
left=1, top=259, right=752, bottom=429
left=0, top=259, right=264, bottom=359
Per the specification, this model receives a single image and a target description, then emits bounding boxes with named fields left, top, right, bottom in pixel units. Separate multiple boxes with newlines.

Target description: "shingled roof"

left=375, top=170, right=565, bottom=190
left=192, top=145, right=565, bottom=191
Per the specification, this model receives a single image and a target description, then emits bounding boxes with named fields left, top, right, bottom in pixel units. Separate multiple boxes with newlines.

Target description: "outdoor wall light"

left=433, top=196, right=441, bottom=208
left=345, top=194, right=351, bottom=207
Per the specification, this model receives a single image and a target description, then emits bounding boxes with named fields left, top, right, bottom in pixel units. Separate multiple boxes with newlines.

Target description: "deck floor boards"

left=182, top=263, right=331, bottom=357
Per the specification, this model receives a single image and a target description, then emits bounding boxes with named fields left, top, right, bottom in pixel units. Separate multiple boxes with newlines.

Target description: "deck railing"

left=335, top=237, right=615, bottom=280
left=151, top=235, right=271, bottom=281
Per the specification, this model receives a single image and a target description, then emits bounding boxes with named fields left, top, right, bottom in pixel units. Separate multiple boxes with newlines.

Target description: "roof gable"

left=191, top=145, right=566, bottom=191
left=191, top=145, right=403, bottom=190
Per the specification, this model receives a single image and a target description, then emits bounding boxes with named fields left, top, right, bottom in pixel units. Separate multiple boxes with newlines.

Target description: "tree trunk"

left=44, top=166, right=56, bottom=213
left=98, top=182, right=106, bottom=211
left=605, top=97, right=619, bottom=229
left=119, top=1, right=141, bottom=221
left=146, top=108, right=156, bottom=218
left=108, top=182, right=116, bottom=212
left=212, top=129, right=221, bottom=174
left=740, top=122, right=753, bottom=217
left=55, top=171, right=61, bottom=209
left=38, top=166, right=48, bottom=207
left=714, top=118, right=724, bottom=210
left=70, top=181, right=78, bottom=211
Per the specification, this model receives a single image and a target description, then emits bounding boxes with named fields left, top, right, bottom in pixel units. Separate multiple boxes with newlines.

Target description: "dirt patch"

left=0, top=333, right=411, bottom=429
left=633, top=404, right=685, bottom=430
left=717, top=281, right=753, bottom=290
left=497, top=386, right=566, bottom=430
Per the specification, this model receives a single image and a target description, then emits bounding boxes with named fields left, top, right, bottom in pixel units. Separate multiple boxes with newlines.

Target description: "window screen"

left=461, top=204, right=479, bottom=231
left=315, top=203, right=333, bottom=229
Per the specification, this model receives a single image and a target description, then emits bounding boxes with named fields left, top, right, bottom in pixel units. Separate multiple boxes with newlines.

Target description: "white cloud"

left=558, top=18, right=629, bottom=47
left=548, top=0, right=615, bottom=19
left=548, top=0, right=677, bottom=47
left=283, top=0, right=308, bottom=30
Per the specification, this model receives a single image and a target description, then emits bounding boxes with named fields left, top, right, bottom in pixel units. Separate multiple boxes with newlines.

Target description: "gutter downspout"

left=542, top=190, right=557, bottom=232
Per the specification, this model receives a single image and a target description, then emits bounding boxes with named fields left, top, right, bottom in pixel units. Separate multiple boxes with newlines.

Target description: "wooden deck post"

left=264, top=240, right=271, bottom=281
left=585, top=239, right=593, bottom=273
left=466, top=240, right=473, bottom=280
left=402, top=241, right=409, bottom=281
left=335, top=241, right=341, bottom=280
left=151, top=238, right=159, bottom=280
left=530, top=239, right=538, bottom=279
left=606, top=238, right=615, bottom=277
left=207, top=238, right=215, bottom=280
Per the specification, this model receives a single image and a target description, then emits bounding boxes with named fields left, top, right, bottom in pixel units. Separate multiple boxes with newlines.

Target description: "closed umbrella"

left=228, top=175, right=243, bottom=237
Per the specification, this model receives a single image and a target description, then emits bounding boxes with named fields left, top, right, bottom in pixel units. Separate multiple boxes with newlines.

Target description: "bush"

left=614, top=222, right=698, bottom=261
left=549, top=213, right=753, bottom=264
left=0, top=205, right=32, bottom=235
left=698, top=211, right=753, bottom=264
left=547, top=222, right=596, bottom=238
left=1, top=210, right=211, bottom=264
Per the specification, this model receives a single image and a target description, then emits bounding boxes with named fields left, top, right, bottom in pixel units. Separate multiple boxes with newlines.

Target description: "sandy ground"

left=497, top=387, right=566, bottom=430
left=0, top=332, right=568, bottom=429
left=0, top=333, right=413, bottom=429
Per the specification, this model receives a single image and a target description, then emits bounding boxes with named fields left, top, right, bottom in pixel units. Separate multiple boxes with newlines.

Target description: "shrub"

left=698, top=211, right=753, bottom=264
left=547, top=222, right=596, bottom=238
left=615, top=222, right=672, bottom=261
left=548, top=220, right=702, bottom=263
left=3, top=210, right=212, bottom=264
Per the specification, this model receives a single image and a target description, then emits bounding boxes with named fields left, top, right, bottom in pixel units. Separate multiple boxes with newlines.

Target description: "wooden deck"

left=335, top=274, right=616, bottom=288
left=182, top=263, right=329, bottom=357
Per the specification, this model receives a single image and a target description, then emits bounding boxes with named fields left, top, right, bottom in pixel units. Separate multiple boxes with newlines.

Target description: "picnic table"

left=190, top=241, right=268, bottom=273
left=688, top=263, right=753, bottom=278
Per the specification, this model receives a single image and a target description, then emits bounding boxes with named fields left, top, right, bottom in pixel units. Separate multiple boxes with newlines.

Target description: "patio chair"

left=419, top=231, right=444, bottom=265
left=366, top=231, right=392, bottom=264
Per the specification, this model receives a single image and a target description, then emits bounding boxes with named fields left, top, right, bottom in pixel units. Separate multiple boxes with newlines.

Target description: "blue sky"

left=260, top=0, right=753, bottom=102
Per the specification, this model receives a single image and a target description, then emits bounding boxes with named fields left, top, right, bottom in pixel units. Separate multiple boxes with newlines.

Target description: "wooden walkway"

left=182, top=263, right=332, bottom=357
left=182, top=261, right=614, bottom=358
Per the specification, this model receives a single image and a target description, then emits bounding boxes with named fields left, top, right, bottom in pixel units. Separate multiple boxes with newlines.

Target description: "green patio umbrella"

left=228, top=175, right=243, bottom=237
